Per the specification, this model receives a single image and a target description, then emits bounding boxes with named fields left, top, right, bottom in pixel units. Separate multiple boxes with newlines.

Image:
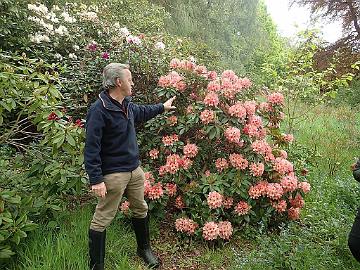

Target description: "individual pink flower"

left=271, top=200, right=287, bottom=213
left=218, top=221, right=233, bottom=240
left=248, top=115, right=262, bottom=127
left=234, top=201, right=251, bottom=215
left=207, top=71, right=217, bottom=80
left=202, top=222, right=219, bottom=241
left=180, top=157, right=193, bottom=170
left=266, top=183, right=284, bottom=200
left=87, top=41, right=97, bottom=51
left=298, top=181, right=311, bottom=193
left=250, top=162, right=265, bottom=177
left=215, top=158, right=229, bottom=172
left=243, top=101, right=257, bottom=116
left=183, top=143, right=198, bottom=158
left=204, top=92, right=219, bottom=107
left=267, top=92, right=284, bottom=105
left=207, top=81, right=221, bottom=92
left=120, top=201, right=130, bottom=214
left=207, top=191, right=223, bottom=209
left=205, top=170, right=211, bottom=177
left=228, top=103, right=247, bottom=119
left=149, top=149, right=159, bottom=159
left=162, top=134, right=179, bottom=146
left=165, top=183, right=177, bottom=197
left=144, top=180, right=152, bottom=196
left=223, top=197, right=234, bottom=209
left=229, top=153, right=248, bottom=170
left=225, top=127, right=241, bottom=144
left=288, top=207, right=300, bottom=220
left=200, top=109, right=215, bottom=124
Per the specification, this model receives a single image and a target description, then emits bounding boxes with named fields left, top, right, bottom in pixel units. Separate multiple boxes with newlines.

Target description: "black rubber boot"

left=89, top=229, right=106, bottom=270
left=132, top=215, right=160, bottom=269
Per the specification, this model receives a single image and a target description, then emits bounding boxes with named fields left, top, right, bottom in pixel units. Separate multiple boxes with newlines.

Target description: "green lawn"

left=5, top=104, right=360, bottom=270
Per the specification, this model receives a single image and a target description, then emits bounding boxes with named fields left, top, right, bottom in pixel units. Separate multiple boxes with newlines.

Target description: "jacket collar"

left=99, top=90, right=131, bottom=111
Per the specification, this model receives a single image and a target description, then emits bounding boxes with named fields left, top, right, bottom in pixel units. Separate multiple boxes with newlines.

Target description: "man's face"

left=118, top=69, right=134, bottom=97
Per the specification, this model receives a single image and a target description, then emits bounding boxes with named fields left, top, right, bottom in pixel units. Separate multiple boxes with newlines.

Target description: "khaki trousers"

left=90, top=166, right=148, bottom=232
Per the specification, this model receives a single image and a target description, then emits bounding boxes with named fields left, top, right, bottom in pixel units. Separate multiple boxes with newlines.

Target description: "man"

left=349, top=158, right=360, bottom=262
left=84, top=63, right=176, bottom=269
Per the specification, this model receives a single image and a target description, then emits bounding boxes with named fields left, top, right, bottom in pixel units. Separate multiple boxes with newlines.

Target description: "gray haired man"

left=85, top=63, right=176, bottom=269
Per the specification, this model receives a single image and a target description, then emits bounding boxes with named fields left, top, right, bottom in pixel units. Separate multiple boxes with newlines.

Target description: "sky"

left=264, top=0, right=343, bottom=43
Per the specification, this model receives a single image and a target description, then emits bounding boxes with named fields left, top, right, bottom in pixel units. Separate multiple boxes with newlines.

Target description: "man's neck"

left=108, top=89, right=125, bottom=104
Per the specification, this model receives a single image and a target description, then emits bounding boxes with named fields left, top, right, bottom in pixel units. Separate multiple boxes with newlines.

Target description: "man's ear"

left=116, top=77, right=122, bottom=87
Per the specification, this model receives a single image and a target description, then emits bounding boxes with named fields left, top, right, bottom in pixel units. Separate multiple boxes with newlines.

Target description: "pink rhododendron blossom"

left=179, top=157, right=193, bottom=170
left=200, top=109, right=215, bottom=124
left=288, top=207, right=300, bottom=220
left=144, top=172, right=155, bottom=183
left=158, top=71, right=186, bottom=92
left=144, top=180, right=152, bottom=196
left=179, top=60, right=195, bottom=70
left=223, top=197, right=234, bottom=209
left=283, top=133, right=294, bottom=143
left=207, top=191, right=223, bottom=209
left=186, top=105, right=194, bottom=114
left=243, top=124, right=259, bottom=138
left=266, top=183, right=284, bottom=200
left=267, top=92, right=284, bottom=105
left=175, top=196, right=185, bottom=209
left=225, top=127, right=241, bottom=144
left=175, top=218, right=198, bottom=235
left=298, top=181, right=311, bottom=193
left=167, top=115, right=178, bottom=126
left=251, top=140, right=272, bottom=156
left=207, top=71, right=217, bottom=80
left=221, top=70, right=236, bottom=80
left=250, top=162, right=265, bottom=177
left=273, top=158, right=294, bottom=175
left=147, top=182, right=164, bottom=200
left=240, top=77, right=252, bottom=88
left=205, top=170, right=211, bottom=177
left=218, top=221, right=233, bottom=240
left=259, top=102, right=272, bottom=112
left=202, top=222, right=219, bottom=241
left=215, top=158, right=229, bottom=172
left=229, top=153, right=248, bottom=170
left=248, top=181, right=268, bottom=199
left=207, top=81, right=221, bottom=92
left=271, top=200, right=287, bottom=213
left=183, top=143, right=198, bottom=158
left=170, top=58, right=181, bottom=69
left=162, top=134, right=179, bottom=146
left=120, top=201, right=130, bottom=214
left=195, top=65, right=207, bottom=75
left=243, top=101, right=257, bottom=116
left=204, top=92, right=219, bottom=107
left=280, top=175, right=298, bottom=192
left=289, top=193, right=305, bottom=208
left=228, top=103, right=247, bottom=119
left=279, top=150, right=288, bottom=159
left=234, top=201, right=251, bottom=215
left=248, top=115, right=262, bottom=127
left=165, top=183, right=177, bottom=197
left=149, top=149, right=159, bottom=159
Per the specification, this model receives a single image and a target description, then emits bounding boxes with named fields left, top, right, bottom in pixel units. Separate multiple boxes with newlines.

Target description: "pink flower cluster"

left=165, top=183, right=177, bottom=197
left=267, top=92, right=284, bottom=105
left=120, top=201, right=130, bottom=214
left=273, top=158, right=294, bottom=175
left=244, top=101, right=257, bottom=116
left=175, top=196, right=185, bottom=209
left=250, top=162, right=265, bottom=177
left=204, top=92, right=219, bottom=107
left=282, top=133, right=294, bottom=143
left=271, top=200, right=287, bottom=213
left=158, top=71, right=186, bottom=92
left=266, top=183, right=284, bottom=200
left=229, top=153, right=248, bottom=170
left=234, top=201, right=251, bottom=215
left=228, top=103, right=247, bottom=119
left=175, top=217, right=198, bottom=235
left=251, top=140, right=272, bottom=156
left=224, top=127, right=241, bottom=144
left=200, top=109, right=215, bottom=124
left=167, top=115, right=178, bottom=126
left=223, top=197, right=234, bottom=209
left=170, top=58, right=195, bottom=71
left=215, top=158, right=229, bottom=172
left=207, top=191, right=223, bottom=209
left=159, top=154, right=193, bottom=175
left=289, top=193, right=305, bottom=208
left=288, top=207, right=300, bottom=220
left=218, top=221, right=233, bottom=240
left=149, top=149, right=159, bottom=159
left=207, top=81, right=221, bottom=92
left=147, top=182, right=164, bottom=200
left=298, top=181, right=311, bottom=193
left=162, top=134, right=179, bottom=146
left=202, top=221, right=220, bottom=241
left=183, top=143, right=198, bottom=158
left=248, top=181, right=268, bottom=199
left=280, top=175, right=298, bottom=192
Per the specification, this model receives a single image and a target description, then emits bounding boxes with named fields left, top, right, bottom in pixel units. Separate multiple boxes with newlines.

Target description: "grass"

left=5, top=104, right=360, bottom=269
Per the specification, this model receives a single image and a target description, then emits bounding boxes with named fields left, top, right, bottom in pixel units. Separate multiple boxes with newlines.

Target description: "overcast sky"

left=264, top=0, right=343, bottom=43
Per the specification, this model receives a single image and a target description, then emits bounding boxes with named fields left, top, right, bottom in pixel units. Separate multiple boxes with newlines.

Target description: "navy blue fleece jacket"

left=84, top=90, right=164, bottom=185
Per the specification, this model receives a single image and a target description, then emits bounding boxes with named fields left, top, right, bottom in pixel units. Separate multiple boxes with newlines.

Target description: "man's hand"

left=91, top=182, right=107, bottom=198
left=163, top=96, right=176, bottom=112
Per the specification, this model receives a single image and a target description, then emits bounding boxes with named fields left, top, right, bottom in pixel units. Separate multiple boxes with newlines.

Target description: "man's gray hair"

left=102, top=63, right=129, bottom=90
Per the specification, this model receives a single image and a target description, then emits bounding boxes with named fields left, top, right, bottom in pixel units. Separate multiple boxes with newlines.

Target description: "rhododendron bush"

left=132, top=59, right=311, bottom=242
